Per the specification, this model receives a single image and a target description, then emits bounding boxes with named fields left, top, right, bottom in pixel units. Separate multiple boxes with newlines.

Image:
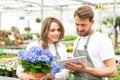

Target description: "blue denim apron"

left=73, top=35, right=102, bottom=80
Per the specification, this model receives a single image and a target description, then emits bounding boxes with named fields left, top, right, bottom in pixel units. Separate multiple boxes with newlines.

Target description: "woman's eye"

left=58, top=29, right=61, bottom=31
left=50, top=29, right=55, bottom=32
left=50, top=29, right=61, bottom=32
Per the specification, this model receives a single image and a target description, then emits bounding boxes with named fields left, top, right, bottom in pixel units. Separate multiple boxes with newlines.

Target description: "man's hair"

left=74, top=5, right=94, bottom=22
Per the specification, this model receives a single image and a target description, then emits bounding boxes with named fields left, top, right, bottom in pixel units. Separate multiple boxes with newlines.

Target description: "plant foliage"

left=18, top=46, right=60, bottom=75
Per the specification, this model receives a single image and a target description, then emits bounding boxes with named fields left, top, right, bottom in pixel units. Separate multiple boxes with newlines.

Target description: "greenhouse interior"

left=0, top=0, right=120, bottom=80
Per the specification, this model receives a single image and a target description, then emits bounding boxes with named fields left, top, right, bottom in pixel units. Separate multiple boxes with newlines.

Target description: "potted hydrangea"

left=18, top=46, right=60, bottom=80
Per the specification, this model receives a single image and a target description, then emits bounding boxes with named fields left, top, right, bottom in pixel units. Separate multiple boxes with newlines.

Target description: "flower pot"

left=28, top=72, right=45, bottom=80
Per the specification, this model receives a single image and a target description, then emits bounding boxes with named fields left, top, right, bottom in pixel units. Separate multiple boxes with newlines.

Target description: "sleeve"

left=16, top=65, right=24, bottom=77
left=26, top=41, right=39, bottom=50
left=55, top=69, right=68, bottom=80
left=99, top=35, right=115, bottom=60
left=16, top=65, right=24, bottom=72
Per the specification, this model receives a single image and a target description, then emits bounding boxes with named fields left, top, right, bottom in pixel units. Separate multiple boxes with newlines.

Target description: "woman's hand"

left=40, top=73, right=55, bottom=80
left=17, top=72, right=36, bottom=80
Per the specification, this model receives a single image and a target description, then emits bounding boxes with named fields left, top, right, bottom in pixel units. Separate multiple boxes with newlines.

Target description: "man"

left=65, top=5, right=116, bottom=80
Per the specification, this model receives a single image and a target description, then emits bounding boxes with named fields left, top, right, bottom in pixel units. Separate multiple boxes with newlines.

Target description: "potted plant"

left=18, top=46, right=60, bottom=80
left=102, top=16, right=120, bottom=47
left=24, top=27, right=31, bottom=34
left=36, top=18, right=41, bottom=23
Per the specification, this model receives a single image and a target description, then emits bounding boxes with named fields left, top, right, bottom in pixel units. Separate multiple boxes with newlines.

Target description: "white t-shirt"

left=18, top=40, right=68, bottom=80
left=73, top=32, right=115, bottom=80
left=26, top=41, right=67, bottom=60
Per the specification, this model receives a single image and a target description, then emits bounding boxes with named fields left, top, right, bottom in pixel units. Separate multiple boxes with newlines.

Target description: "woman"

left=16, top=17, right=68, bottom=80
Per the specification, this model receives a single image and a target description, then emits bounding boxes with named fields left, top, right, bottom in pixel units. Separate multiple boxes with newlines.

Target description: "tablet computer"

left=56, top=56, right=87, bottom=69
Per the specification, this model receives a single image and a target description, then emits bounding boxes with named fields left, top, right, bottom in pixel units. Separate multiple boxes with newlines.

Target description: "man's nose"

left=77, top=26, right=83, bottom=31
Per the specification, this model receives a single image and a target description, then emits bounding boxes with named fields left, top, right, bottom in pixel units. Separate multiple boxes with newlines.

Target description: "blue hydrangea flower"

left=50, top=61, right=60, bottom=75
left=41, top=49, right=54, bottom=61
left=38, top=54, right=50, bottom=63
left=26, top=51, right=38, bottom=63
left=29, top=46, right=42, bottom=55
left=18, top=46, right=60, bottom=75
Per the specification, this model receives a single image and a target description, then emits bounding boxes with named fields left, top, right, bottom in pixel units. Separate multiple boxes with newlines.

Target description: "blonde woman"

left=16, top=17, right=68, bottom=80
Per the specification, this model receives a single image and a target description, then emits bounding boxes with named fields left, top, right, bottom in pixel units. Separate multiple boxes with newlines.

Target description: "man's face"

left=74, top=15, right=94, bottom=36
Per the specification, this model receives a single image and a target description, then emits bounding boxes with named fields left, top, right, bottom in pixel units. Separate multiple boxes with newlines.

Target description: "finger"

left=27, top=78, right=36, bottom=80
left=65, top=64, right=76, bottom=71
left=46, top=74, right=55, bottom=79
left=78, top=60, right=86, bottom=68
left=40, top=74, right=55, bottom=80
left=71, top=70, right=75, bottom=73
left=65, top=62, right=76, bottom=67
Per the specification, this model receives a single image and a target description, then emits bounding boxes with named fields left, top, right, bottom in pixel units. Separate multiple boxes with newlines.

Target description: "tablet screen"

left=56, top=56, right=87, bottom=69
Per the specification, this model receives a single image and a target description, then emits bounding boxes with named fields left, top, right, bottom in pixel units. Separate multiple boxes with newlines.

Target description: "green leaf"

left=66, top=71, right=74, bottom=80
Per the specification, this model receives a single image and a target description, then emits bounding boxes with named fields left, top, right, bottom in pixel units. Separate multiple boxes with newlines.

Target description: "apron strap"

left=84, top=30, right=94, bottom=49
left=75, top=38, right=81, bottom=49
left=54, top=43, right=61, bottom=60
left=76, top=30, right=94, bottom=50
left=84, top=35, right=91, bottom=50
left=75, top=35, right=91, bottom=50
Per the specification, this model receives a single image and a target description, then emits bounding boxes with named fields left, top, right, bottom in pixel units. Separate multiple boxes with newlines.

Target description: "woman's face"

left=47, top=22, right=61, bottom=44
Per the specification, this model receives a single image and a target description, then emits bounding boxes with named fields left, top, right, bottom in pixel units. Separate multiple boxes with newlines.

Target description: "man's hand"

left=64, top=59, right=87, bottom=72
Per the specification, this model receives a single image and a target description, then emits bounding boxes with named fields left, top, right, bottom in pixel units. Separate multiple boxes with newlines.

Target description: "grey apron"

left=73, top=35, right=102, bottom=80
left=54, top=43, right=61, bottom=61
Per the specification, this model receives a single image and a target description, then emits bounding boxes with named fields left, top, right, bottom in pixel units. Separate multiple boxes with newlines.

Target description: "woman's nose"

left=54, top=31, right=59, bottom=34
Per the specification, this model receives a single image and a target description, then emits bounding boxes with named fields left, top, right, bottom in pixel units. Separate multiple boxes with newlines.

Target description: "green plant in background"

left=24, top=27, right=31, bottom=34
left=66, top=45, right=73, bottom=52
left=114, top=47, right=120, bottom=55
left=11, top=26, right=16, bottom=33
left=102, top=17, right=113, bottom=25
left=0, top=57, right=19, bottom=77
left=20, top=34, right=28, bottom=40
left=108, top=66, right=120, bottom=80
left=115, top=16, right=120, bottom=25
left=63, top=35, right=77, bottom=41
left=36, top=18, right=41, bottom=23
left=0, top=54, right=17, bottom=59
left=24, top=27, right=31, bottom=39
left=10, top=26, right=20, bottom=37
left=0, top=48, right=3, bottom=55
left=102, top=16, right=120, bottom=47
left=20, top=33, right=40, bottom=40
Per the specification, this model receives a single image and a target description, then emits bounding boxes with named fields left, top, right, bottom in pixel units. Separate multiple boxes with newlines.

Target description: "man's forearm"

left=84, top=66, right=116, bottom=77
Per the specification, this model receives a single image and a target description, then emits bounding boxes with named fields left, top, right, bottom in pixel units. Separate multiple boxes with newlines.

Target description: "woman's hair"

left=39, top=17, right=65, bottom=49
left=74, top=5, right=94, bottom=22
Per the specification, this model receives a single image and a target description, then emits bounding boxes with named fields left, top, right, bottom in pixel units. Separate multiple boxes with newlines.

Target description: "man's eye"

left=81, top=24, right=87, bottom=27
left=76, top=24, right=79, bottom=26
